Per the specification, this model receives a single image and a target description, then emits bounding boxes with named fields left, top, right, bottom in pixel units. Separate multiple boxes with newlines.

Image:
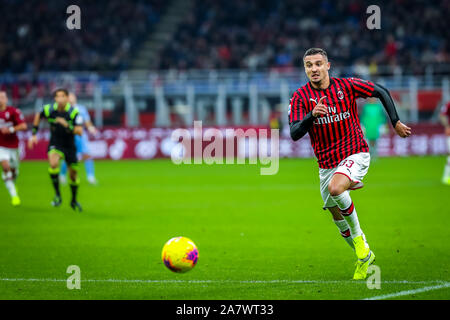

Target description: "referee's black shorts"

left=47, top=144, right=78, bottom=168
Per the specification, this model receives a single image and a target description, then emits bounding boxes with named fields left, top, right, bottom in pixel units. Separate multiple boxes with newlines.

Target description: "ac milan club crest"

left=337, top=90, right=344, bottom=100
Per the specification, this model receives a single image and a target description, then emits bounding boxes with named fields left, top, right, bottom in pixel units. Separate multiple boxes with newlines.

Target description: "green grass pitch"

left=0, top=156, right=449, bottom=300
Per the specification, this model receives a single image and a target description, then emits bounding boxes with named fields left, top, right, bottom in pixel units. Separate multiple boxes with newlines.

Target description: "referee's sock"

left=48, top=167, right=61, bottom=197
left=69, top=177, right=80, bottom=202
left=331, top=191, right=363, bottom=239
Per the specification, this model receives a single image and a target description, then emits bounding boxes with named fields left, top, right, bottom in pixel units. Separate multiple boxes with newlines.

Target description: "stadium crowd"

left=157, top=0, right=450, bottom=73
left=0, top=0, right=448, bottom=74
left=0, top=0, right=164, bottom=73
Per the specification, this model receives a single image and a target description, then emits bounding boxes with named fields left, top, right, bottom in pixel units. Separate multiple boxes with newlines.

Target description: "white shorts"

left=319, top=152, right=371, bottom=209
left=0, top=146, right=20, bottom=169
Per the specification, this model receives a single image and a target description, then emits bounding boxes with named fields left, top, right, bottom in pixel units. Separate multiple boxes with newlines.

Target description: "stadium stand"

left=157, top=0, right=449, bottom=72
left=0, top=0, right=165, bottom=72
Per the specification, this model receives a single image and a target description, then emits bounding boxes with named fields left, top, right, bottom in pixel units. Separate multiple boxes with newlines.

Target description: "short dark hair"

left=303, top=48, right=328, bottom=60
left=53, top=88, right=69, bottom=97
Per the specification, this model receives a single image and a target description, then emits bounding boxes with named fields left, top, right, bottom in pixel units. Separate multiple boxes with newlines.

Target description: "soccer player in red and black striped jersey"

left=0, top=91, right=27, bottom=206
left=289, top=48, right=411, bottom=280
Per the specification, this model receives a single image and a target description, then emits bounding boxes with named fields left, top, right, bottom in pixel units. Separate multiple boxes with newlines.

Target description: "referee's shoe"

left=71, top=200, right=82, bottom=212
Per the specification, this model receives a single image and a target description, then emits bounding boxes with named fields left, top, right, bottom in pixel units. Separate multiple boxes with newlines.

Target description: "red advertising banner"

left=16, top=124, right=448, bottom=161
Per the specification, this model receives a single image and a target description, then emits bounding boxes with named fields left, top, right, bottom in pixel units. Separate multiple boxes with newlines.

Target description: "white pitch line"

left=363, top=282, right=450, bottom=300
left=0, top=278, right=447, bottom=285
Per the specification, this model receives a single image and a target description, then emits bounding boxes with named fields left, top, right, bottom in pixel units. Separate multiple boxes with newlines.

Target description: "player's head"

left=53, top=88, right=69, bottom=106
left=0, top=91, right=8, bottom=108
left=68, top=92, right=77, bottom=106
left=303, top=48, right=330, bottom=85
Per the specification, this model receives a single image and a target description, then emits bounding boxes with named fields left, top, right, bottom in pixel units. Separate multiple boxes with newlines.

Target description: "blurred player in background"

left=59, top=93, right=98, bottom=185
left=361, top=98, right=386, bottom=159
left=0, top=91, right=27, bottom=206
left=440, top=101, right=450, bottom=185
left=289, top=48, right=411, bottom=280
left=28, top=89, right=83, bottom=211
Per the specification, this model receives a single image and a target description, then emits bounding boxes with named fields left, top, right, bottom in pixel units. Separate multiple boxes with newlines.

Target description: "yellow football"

left=161, top=236, right=199, bottom=273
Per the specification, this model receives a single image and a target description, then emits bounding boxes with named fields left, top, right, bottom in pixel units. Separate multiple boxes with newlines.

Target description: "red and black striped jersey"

left=288, top=77, right=375, bottom=169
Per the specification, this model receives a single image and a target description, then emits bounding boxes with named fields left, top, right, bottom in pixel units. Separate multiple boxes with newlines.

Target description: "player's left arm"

left=13, top=109, right=27, bottom=132
left=0, top=122, right=27, bottom=135
left=12, top=122, right=27, bottom=132
left=55, top=113, right=83, bottom=135
left=371, top=83, right=411, bottom=138
left=56, top=118, right=83, bottom=135
left=349, top=78, right=411, bottom=137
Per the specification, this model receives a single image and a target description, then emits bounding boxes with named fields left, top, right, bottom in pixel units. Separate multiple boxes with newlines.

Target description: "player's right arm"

left=28, top=110, right=43, bottom=149
left=289, top=92, right=327, bottom=141
left=85, top=120, right=97, bottom=135
left=0, top=108, right=27, bottom=134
